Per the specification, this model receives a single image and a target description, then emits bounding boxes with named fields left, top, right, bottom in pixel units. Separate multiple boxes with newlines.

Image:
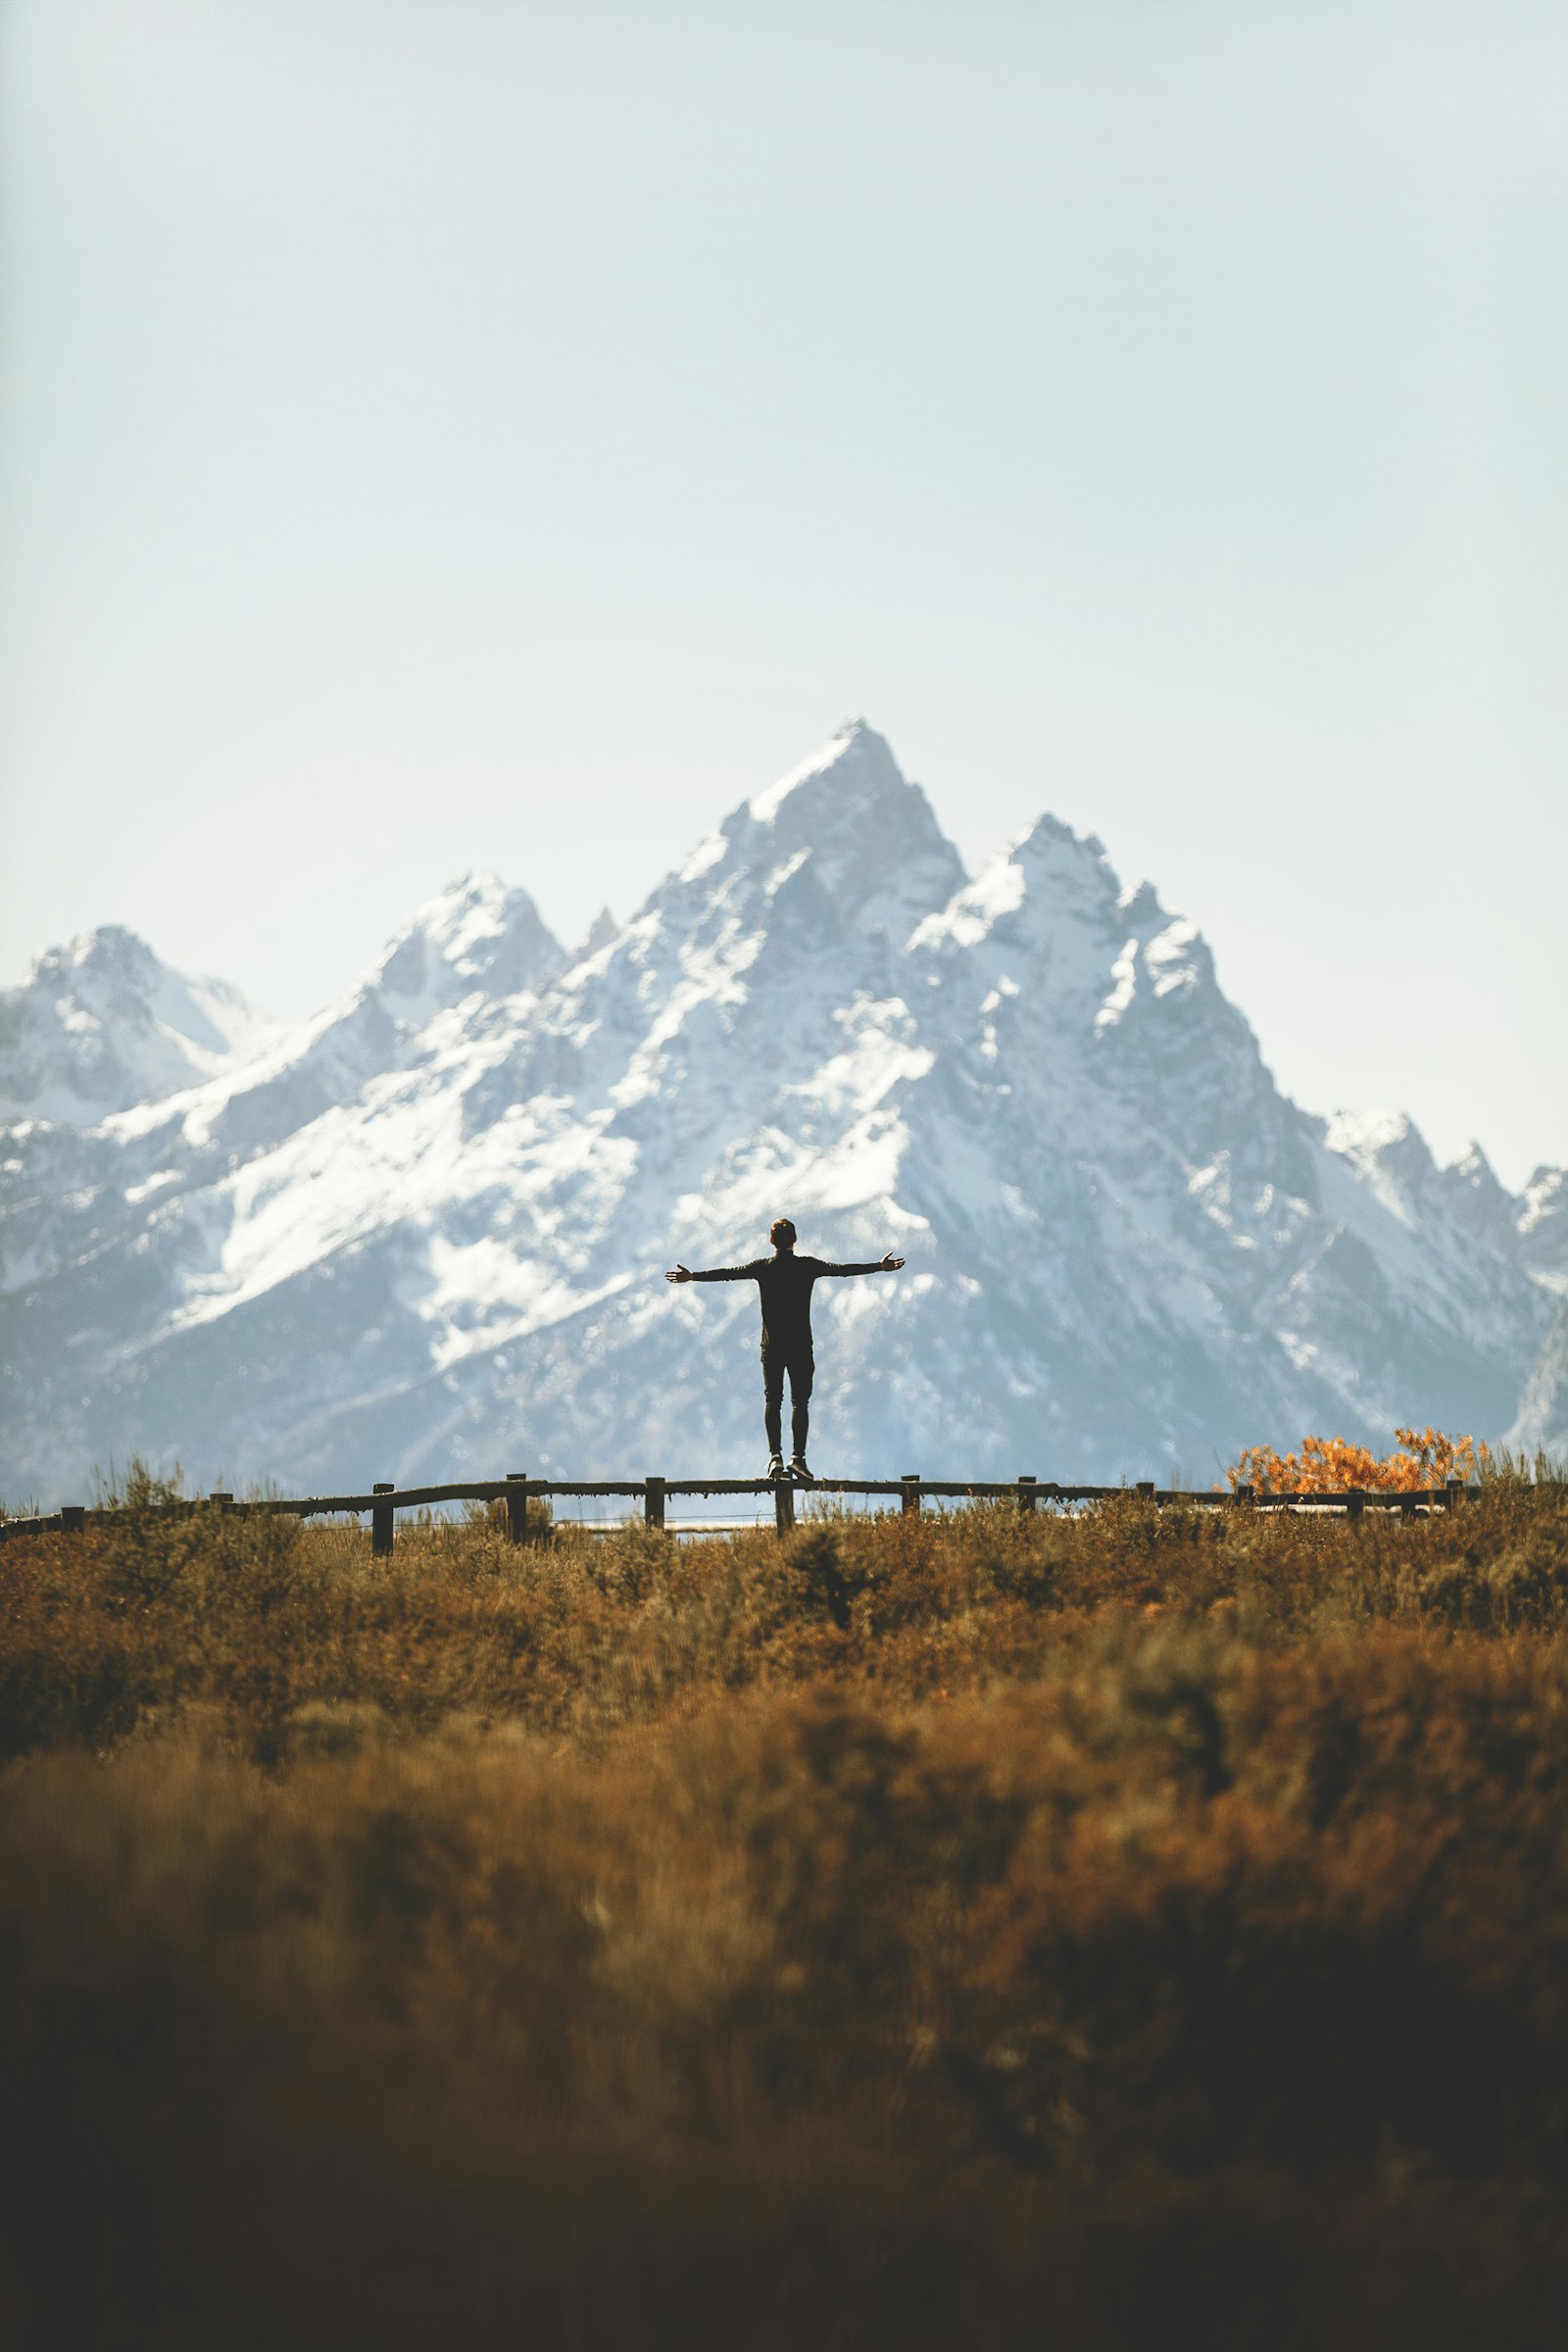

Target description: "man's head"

left=769, top=1217, right=797, bottom=1253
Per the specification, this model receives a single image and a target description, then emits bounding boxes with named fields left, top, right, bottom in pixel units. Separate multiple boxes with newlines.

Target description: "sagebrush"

left=3, top=1465, right=1567, bottom=2349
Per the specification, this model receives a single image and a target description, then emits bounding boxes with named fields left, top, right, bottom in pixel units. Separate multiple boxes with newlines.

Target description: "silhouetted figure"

left=665, top=1217, right=906, bottom=1480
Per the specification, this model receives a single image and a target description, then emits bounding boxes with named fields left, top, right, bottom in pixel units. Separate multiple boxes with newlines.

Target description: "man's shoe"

left=788, top=1455, right=815, bottom=1485
left=765, top=1453, right=786, bottom=1481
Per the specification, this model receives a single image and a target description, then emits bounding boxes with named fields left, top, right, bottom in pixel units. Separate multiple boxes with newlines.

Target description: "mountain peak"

left=719, top=719, right=965, bottom=945
left=1324, top=1108, right=1423, bottom=1162
left=911, top=810, right=1128, bottom=961
left=747, top=715, right=905, bottom=824
left=25, top=922, right=162, bottom=995
left=1, top=925, right=274, bottom=1126
left=369, top=871, right=562, bottom=1006
left=1432, top=1140, right=1526, bottom=1254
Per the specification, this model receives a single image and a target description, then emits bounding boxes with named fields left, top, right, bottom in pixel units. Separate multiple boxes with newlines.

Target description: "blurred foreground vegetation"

left=3, top=1467, right=1568, bottom=2348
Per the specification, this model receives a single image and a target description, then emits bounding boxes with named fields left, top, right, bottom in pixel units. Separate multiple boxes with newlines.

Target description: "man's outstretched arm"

left=664, top=1261, right=762, bottom=1284
left=816, top=1253, right=906, bottom=1276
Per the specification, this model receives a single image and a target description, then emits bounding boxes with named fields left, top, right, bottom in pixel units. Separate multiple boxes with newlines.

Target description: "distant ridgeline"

left=2, top=719, right=1565, bottom=1498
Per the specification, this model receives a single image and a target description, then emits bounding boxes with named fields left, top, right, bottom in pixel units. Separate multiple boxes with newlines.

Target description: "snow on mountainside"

left=1515, top=1165, right=1568, bottom=1294
left=0, top=925, right=279, bottom=1124
left=1509, top=1302, right=1568, bottom=1461
left=1506, top=1169, right=1568, bottom=1460
left=0, top=719, right=1560, bottom=1500
left=95, top=871, right=566, bottom=1171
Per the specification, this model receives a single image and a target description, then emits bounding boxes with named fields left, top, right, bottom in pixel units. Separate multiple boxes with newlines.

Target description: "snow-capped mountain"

left=1, top=720, right=1561, bottom=1501
left=0, top=925, right=279, bottom=1125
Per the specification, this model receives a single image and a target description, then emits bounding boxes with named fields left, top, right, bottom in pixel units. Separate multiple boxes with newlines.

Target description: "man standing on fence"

left=665, top=1219, right=906, bottom=1482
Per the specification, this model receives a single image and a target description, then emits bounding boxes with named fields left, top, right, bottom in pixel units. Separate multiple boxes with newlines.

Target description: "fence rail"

left=0, top=1473, right=1483, bottom=1549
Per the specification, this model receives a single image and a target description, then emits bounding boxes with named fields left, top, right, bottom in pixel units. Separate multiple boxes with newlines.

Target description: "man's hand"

left=665, top=1264, right=694, bottom=1284
left=880, top=1253, right=906, bottom=1271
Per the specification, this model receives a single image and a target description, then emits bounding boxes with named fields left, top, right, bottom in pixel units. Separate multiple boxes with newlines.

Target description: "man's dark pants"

left=761, top=1342, right=813, bottom=1458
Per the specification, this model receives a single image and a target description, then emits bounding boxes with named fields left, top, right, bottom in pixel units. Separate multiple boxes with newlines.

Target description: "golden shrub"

left=1227, top=1425, right=1494, bottom=1494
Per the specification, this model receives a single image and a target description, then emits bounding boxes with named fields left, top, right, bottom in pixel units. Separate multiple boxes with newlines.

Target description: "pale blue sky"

left=2, top=0, right=1564, bottom=1187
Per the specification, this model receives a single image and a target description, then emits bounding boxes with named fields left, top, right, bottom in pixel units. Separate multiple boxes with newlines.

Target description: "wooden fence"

left=0, top=1473, right=1481, bottom=1550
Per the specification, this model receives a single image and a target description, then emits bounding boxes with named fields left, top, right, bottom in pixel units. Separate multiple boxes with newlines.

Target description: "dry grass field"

left=3, top=1463, right=1568, bottom=2348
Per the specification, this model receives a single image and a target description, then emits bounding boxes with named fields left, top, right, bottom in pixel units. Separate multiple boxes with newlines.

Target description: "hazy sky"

left=2, top=0, right=1564, bottom=1188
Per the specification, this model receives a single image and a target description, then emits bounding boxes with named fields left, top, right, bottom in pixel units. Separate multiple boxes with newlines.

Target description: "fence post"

left=1445, top=1478, right=1463, bottom=1512
left=645, top=1477, right=665, bottom=1531
left=1136, top=1481, right=1154, bottom=1501
left=506, top=1473, right=528, bottom=1545
left=1017, top=1474, right=1038, bottom=1515
left=1347, top=1488, right=1365, bottom=1526
left=371, top=1483, right=395, bottom=1557
left=901, top=1474, right=920, bottom=1518
left=775, top=1479, right=795, bottom=1536
left=61, top=1505, right=84, bottom=1533
left=1235, top=1482, right=1254, bottom=1506
left=210, top=1491, right=232, bottom=1515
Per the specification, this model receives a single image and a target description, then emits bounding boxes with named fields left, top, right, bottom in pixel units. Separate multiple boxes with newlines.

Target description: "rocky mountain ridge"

left=2, top=719, right=1562, bottom=1499
left=0, top=924, right=280, bottom=1126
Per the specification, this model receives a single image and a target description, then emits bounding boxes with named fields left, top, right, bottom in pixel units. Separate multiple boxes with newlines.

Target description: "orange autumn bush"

left=1226, top=1424, right=1493, bottom=1494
